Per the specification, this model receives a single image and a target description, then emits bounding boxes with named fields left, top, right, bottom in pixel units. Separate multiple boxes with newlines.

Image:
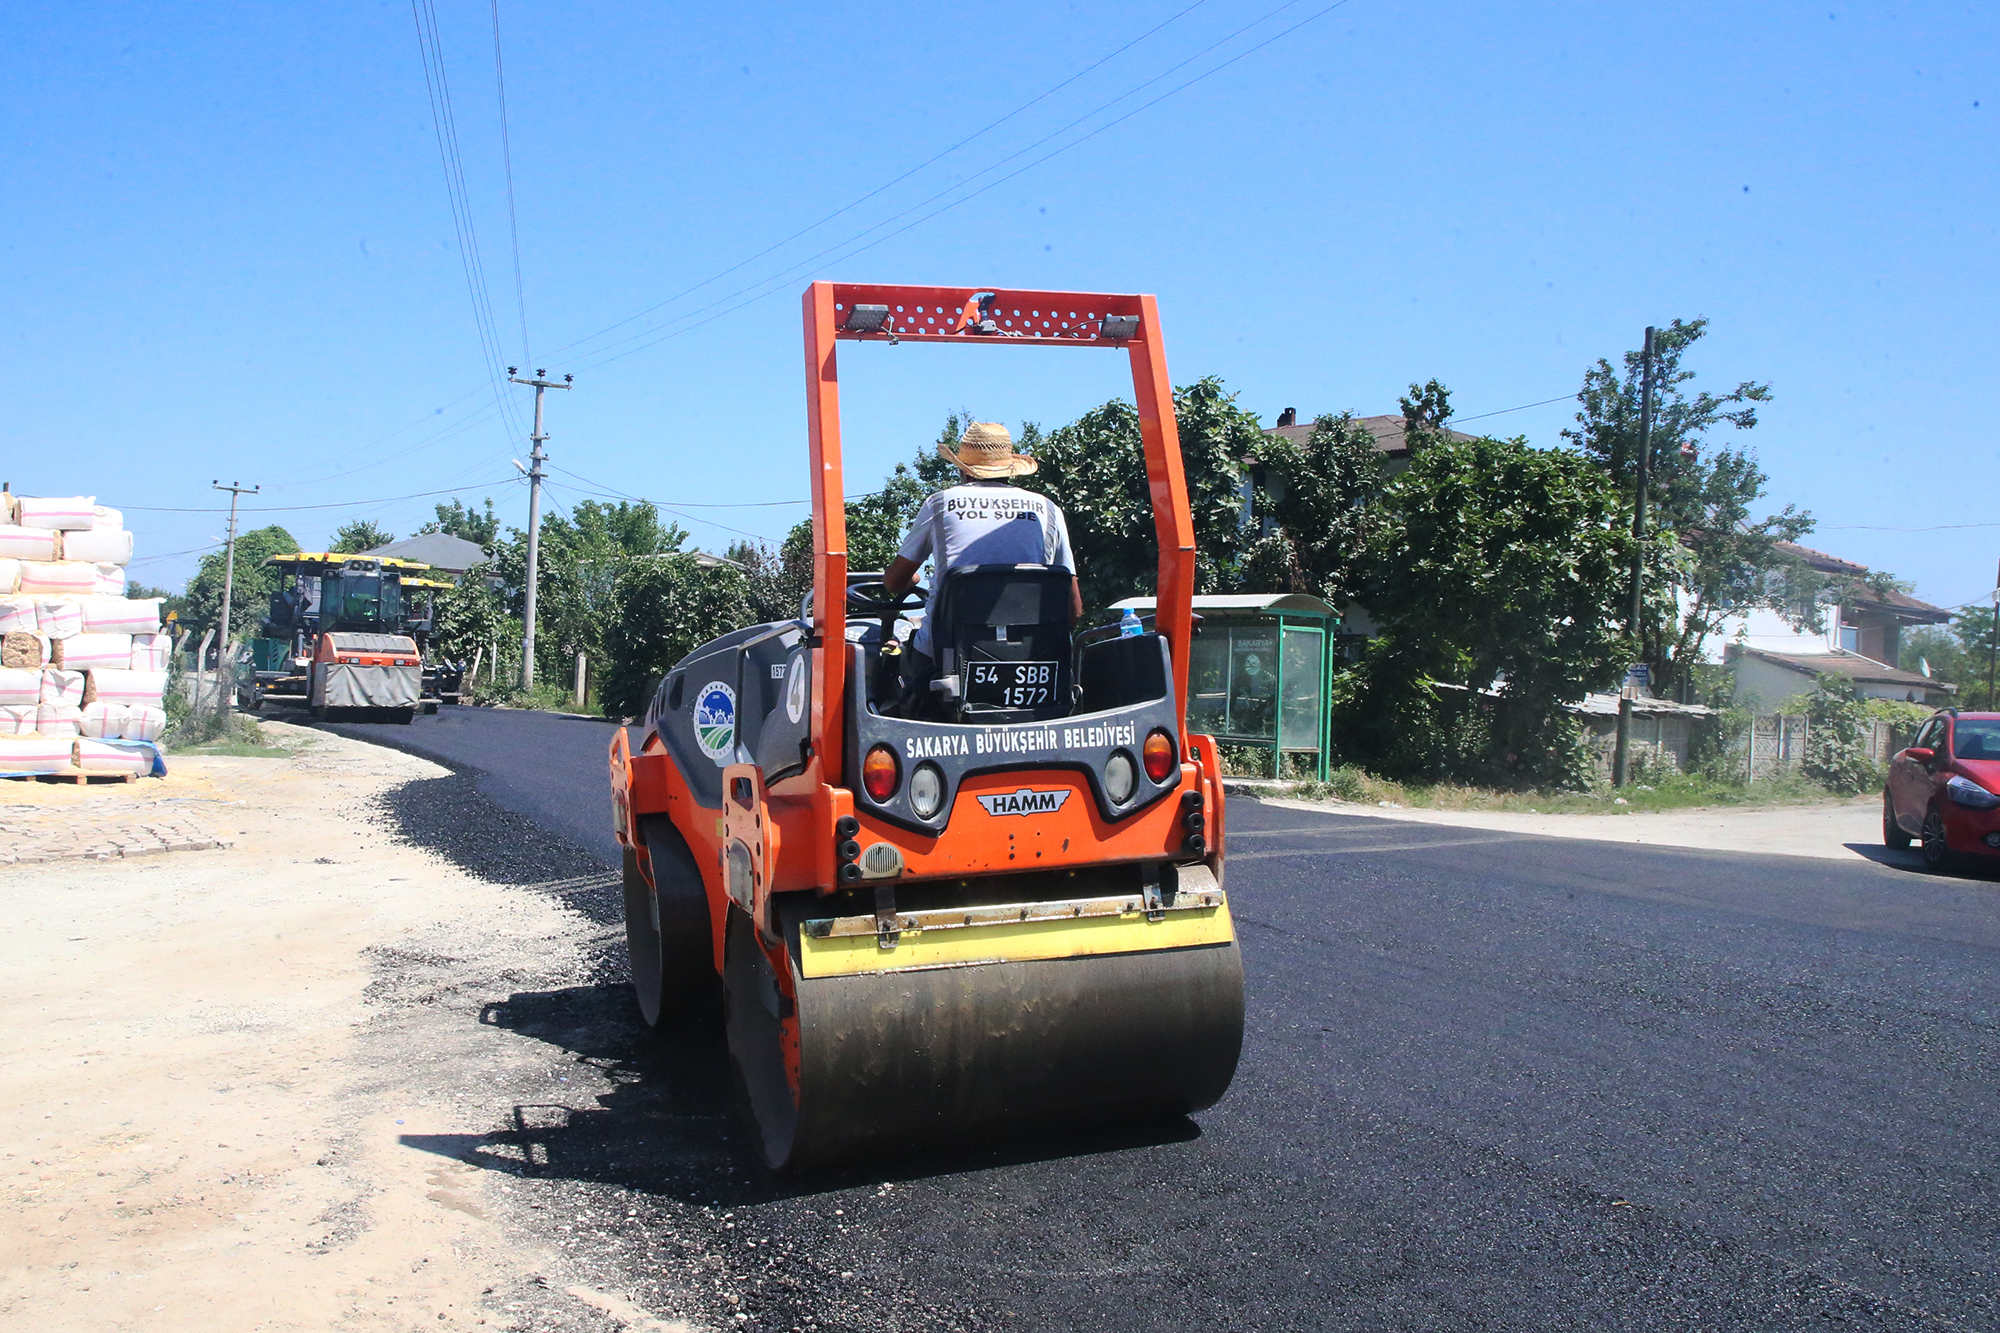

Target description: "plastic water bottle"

left=1119, top=607, right=1144, bottom=638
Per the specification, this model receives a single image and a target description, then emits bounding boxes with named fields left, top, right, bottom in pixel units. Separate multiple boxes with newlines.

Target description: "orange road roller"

left=609, top=282, right=1242, bottom=1169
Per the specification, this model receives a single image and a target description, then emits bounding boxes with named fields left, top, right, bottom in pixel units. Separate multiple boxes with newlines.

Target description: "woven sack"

left=16, top=495, right=97, bottom=530
left=36, top=599, right=83, bottom=638
left=0, top=596, right=37, bottom=634
left=37, top=704, right=82, bottom=739
left=0, top=668, right=41, bottom=707
left=20, top=562, right=95, bottom=597
left=75, top=737, right=150, bottom=774
left=0, top=558, right=16, bottom=594
left=0, top=735, right=74, bottom=773
left=91, top=505, right=123, bottom=531
left=84, top=668, right=165, bottom=708
left=79, top=596, right=161, bottom=635
left=0, top=704, right=35, bottom=736
left=120, top=705, right=167, bottom=742
left=41, top=668, right=85, bottom=707
left=0, top=526, right=57, bottom=561
left=129, top=633, right=170, bottom=671
left=63, top=528, right=131, bottom=565
left=60, top=633, right=131, bottom=671
left=92, top=564, right=127, bottom=597
left=80, top=700, right=128, bottom=738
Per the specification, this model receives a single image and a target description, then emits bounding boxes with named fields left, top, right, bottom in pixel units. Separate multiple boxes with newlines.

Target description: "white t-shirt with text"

left=895, top=482, right=1075, bottom=655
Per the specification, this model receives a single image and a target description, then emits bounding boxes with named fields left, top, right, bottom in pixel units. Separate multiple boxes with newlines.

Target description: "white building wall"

left=1698, top=603, right=1839, bottom=663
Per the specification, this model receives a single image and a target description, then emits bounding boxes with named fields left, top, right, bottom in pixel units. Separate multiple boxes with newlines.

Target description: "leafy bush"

left=599, top=555, right=756, bottom=720
left=1802, top=674, right=1883, bottom=794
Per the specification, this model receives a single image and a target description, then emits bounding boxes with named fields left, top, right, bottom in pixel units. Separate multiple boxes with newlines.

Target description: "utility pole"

left=508, top=367, right=571, bottom=688
left=1987, top=557, right=1998, bottom=711
left=1612, top=327, right=1656, bottom=788
left=211, top=480, right=259, bottom=716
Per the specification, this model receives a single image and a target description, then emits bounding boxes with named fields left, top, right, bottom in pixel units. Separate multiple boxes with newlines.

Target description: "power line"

left=563, top=0, right=1359, bottom=374
left=567, top=0, right=1323, bottom=367
left=410, top=0, right=523, bottom=442
left=1821, top=522, right=2000, bottom=533
left=489, top=0, right=531, bottom=363
left=1448, top=393, right=1577, bottom=424
left=542, top=0, right=1217, bottom=365
left=114, top=478, right=520, bottom=515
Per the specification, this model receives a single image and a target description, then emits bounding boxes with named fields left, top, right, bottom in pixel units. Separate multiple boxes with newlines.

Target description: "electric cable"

left=544, top=0, right=1218, bottom=364
left=114, top=478, right=522, bottom=515
left=410, top=0, right=525, bottom=442
left=563, top=0, right=1359, bottom=373
left=489, top=0, right=531, bottom=363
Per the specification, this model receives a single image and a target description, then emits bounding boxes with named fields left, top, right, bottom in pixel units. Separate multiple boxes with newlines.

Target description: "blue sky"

left=3, top=2, right=1993, bottom=612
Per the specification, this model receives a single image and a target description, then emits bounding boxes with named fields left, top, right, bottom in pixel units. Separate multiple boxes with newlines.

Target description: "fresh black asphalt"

left=321, top=705, right=2000, bottom=1330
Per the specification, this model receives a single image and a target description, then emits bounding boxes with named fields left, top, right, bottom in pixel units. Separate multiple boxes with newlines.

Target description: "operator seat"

left=925, top=563, right=1075, bottom=723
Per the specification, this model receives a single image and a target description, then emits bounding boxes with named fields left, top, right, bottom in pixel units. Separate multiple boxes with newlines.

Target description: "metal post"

left=211, top=480, right=259, bottom=718
left=509, top=368, right=571, bottom=688
left=1987, top=557, right=1998, bottom=710
left=1613, top=327, right=1656, bottom=788
left=1273, top=615, right=1285, bottom=781
left=574, top=651, right=586, bottom=707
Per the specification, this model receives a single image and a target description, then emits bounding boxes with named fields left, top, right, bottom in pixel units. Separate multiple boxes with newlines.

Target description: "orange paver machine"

left=608, top=283, right=1242, bottom=1168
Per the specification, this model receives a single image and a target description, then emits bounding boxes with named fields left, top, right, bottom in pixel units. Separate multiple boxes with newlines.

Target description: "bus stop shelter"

left=1110, top=592, right=1339, bottom=780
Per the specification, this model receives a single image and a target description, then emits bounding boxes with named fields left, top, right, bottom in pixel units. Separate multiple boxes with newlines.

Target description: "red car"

left=1884, top=710, right=2000, bottom=871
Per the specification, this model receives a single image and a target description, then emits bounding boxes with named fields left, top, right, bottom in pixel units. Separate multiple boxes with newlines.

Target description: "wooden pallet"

left=1, top=770, right=138, bottom=784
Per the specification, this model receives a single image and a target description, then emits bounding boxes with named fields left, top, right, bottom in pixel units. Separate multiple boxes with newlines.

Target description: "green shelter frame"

left=1111, top=592, right=1340, bottom=781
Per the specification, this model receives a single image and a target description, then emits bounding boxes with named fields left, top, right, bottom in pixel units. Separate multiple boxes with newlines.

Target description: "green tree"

left=1949, top=604, right=2000, bottom=710
left=1241, top=412, right=1387, bottom=604
left=1397, top=378, right=1455, bottom=455
left=726, top=539, right=802, bottom=626
left=1900, top=624, right=1970, bottom=690
left=329, top=519, right=395, bottom=553
left=600, top=555, right=756, bottom=719
left=1347, top=435, right=1632, bottom=788
left=1026, top=377, right=1251, bottom=612
left=420, top=498, right=500, bottom=547
left=430, top=571, right=515, bottom=666
left=1564, top=317, right=1811, bottom=698
left=488, top=501, right=689, bottom=683
left=181, top=525, right=302, bottom=641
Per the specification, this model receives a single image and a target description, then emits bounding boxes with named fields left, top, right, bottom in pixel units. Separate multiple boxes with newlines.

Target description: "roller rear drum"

left=723, top=879, right=1245, bottom=1171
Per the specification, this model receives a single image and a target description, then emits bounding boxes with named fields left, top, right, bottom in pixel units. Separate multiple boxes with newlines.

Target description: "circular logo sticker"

left=692, top=681, right=737, bottom=766
left=785, top=653, right=807, bottom=725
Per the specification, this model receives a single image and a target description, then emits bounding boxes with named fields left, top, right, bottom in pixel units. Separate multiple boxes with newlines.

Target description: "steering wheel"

left=846, top=580, right=927, bottom=613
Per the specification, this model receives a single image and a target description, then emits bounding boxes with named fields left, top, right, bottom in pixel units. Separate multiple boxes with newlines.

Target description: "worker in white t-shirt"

left=882, top=421, right=1083, bottom=667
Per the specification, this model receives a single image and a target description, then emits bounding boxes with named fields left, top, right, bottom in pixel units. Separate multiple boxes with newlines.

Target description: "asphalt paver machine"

left=243, top=552, right=465, bottom=721
left=609, top=283, right=1243, bottom=1168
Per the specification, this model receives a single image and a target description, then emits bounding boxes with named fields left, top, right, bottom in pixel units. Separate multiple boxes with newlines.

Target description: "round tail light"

left=1142, top=730, right=1176, bottom=783
left=862, top=744, right=901, bottom=801
left=1104, top=751, right=1137, bottom=804
left=909, top=763, right=945, bottom=819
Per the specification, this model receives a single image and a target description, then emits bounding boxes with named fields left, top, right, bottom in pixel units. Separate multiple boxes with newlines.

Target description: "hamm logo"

left=977, top=788, right=1072, bottom=818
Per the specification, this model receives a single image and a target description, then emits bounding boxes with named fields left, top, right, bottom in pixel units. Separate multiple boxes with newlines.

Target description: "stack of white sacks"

left=0, top=492, right=167, bottom=777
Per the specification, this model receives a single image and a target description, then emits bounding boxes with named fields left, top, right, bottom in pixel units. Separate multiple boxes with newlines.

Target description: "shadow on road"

left=401, top=978, right=1202, bottom=1201
left=1843, top=842, right=2000, bottom=880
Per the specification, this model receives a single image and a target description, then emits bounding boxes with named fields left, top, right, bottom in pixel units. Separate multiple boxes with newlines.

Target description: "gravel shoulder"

left=0, top=721, right=698, bottom=1332
left=1254, top=792, right=1893, bottom=863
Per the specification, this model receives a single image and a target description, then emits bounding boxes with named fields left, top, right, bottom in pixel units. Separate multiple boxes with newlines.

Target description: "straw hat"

left=938, top=421, right=1038, bottom=478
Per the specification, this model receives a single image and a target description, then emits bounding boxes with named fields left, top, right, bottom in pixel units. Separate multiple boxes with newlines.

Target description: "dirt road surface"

left=0, top=723, right=695, bottom=1333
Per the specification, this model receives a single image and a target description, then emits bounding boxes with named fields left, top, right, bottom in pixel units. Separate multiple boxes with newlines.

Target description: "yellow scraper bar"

left=798, top=894, right=1234, bottom=979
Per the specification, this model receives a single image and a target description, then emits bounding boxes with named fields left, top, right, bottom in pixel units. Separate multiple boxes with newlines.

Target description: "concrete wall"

left=1579, top=713, right=1698, bottom=781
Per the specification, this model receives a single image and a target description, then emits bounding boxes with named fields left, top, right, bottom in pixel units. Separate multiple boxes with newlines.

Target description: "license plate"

left=966, top=660, right=1058, bottom=708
